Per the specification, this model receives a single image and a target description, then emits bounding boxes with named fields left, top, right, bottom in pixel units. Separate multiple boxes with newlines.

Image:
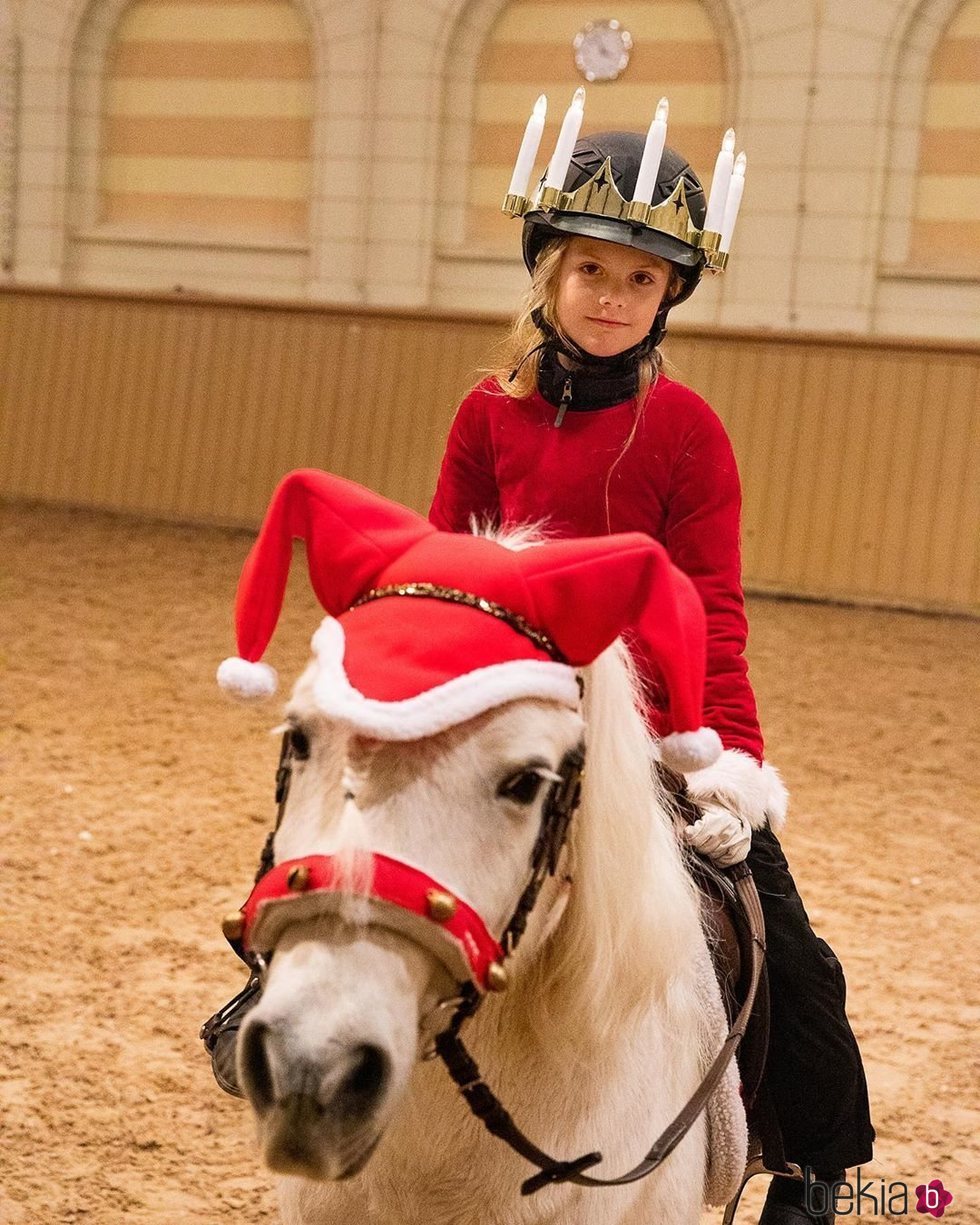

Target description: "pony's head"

left=215, top=472, right=720, bottom=1182
left=237, top=673, right=587, bottom=1179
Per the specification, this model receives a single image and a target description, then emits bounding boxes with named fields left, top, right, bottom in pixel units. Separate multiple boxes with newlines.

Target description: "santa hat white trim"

left=659, top=728, right=724, bottom=774
left=683, top=748, right=789, bottom=832
left=309, top=617, right=581, bottom=741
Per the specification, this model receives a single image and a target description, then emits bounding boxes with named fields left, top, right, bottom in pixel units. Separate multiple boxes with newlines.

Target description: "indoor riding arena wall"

left=2, top=289, right=979, bottom=1224
left=1, top=284, right=979, bottom=616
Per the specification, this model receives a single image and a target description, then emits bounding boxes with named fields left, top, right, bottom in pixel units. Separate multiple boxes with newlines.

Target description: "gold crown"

left=502, top=156, right=726, bottom=271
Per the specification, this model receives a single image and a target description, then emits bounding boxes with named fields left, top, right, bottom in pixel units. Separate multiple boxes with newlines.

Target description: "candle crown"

left=561, top=155, right=698, bottom=243
left=505, top=154, right=726, bottom=270
left=504, top=119, right=747, bottom=279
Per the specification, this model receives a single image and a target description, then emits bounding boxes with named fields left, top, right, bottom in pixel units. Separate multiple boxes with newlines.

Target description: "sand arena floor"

left=1, top=503, right=977, bottom=1225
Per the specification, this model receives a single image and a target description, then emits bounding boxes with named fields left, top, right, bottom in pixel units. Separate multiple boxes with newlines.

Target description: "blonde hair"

left=486, top=233, right=682, bottom=530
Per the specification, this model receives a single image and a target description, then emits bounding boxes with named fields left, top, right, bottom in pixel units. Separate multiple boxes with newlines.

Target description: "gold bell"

left=222, top=912, right=244, bottom=942
left=486, top=961, right=509, bottom=993
left=287, top=864, right=310, bottom=892
left=425, top=889, right=457, bottom=922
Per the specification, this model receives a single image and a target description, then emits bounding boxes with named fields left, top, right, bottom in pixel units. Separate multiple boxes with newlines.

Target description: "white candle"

left=720, top=151, right=746, bottom=253
left=507, top=94, right=547, bottom=198
left=704, top=127, right=735, bottom=234
left=544, top=87, right=585, bottom=192
left=633, top=97, right=669, bottom=206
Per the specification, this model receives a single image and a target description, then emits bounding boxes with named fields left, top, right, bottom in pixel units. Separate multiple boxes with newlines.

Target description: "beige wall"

left=1, top=0, right=979, bottom=336
left=466, top=0, right=728, bottom=250
left=0, top=0, right=13, bottom=273
left=2, top=285, right=978, bottom=615
left=3, top=3, right=975, bottom=622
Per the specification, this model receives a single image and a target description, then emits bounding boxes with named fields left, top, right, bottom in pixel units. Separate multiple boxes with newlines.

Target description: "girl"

left=428, top=131, right=874, bottom=1225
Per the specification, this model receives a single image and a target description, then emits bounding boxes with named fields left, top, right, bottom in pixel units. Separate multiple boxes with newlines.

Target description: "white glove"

left=683, top=801, right=752, bottom=867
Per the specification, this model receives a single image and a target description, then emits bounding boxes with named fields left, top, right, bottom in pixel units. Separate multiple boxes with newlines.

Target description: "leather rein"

left=230, top=728, right=766, bottom=1197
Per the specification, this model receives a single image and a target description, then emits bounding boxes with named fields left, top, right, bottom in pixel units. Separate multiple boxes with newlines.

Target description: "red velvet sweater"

left=429, top=375, right=763, bottom=761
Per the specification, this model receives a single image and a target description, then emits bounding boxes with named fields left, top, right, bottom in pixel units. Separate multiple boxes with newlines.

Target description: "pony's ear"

left=517, top=533, right=719, bottom=769
left=229, top=469, right=435, bottom=670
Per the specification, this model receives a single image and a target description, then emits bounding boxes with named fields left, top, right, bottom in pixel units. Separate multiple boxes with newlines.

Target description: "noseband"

left=239, top=851, right=508, bottom=992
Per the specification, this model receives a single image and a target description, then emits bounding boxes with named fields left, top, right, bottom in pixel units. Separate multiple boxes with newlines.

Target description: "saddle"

left=691, top=845, right=815, bottom=1219
left=654, top=760, right=772, bottom=1121
left=693, top=858, right=810, bottom=1222
left=690, top=855, right=770, bottom=1113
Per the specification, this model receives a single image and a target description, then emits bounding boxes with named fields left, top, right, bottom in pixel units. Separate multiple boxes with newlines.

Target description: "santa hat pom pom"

left=217, top=656, right=278, bottom=700
left=660, top=727, right=723, bottom=773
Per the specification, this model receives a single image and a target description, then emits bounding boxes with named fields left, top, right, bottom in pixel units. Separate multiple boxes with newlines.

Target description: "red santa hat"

left=217, top=469, right=722, bottom=772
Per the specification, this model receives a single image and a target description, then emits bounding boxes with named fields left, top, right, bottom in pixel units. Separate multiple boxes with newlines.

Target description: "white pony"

left=234, top=615, right=745, bottom=1224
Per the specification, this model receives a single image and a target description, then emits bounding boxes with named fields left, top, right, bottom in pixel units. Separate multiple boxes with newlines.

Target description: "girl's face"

left=554, top=237, right=674, bottom=358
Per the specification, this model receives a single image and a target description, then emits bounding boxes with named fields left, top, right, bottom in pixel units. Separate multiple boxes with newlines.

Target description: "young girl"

left=429, top=131, right=874, bottom=1225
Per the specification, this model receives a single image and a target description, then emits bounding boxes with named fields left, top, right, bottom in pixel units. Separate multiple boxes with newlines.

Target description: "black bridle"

left=231, top=728, right=765, bottom=1198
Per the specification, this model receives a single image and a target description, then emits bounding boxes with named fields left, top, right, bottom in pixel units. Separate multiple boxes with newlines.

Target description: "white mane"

left=483, top=640, right=703, bottom=1055
left=476, top=524, right=705, bottom=1054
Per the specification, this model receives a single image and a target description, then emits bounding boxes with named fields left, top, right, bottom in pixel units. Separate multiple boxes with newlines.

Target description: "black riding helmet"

left=522, top=131, right=708, bottom=346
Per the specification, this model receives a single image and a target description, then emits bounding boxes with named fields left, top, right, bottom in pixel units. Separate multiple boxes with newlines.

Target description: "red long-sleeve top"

left=429, top=375, right=763, bottom=762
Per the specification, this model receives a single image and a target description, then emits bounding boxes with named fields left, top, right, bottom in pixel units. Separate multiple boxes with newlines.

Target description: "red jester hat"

left=217, top=469, right=722, bottom=773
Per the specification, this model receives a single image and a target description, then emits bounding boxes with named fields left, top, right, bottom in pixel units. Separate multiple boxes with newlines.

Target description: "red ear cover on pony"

left=514, top=536, right=718, bottom=768
left=216, top=469, right=721, bottom=771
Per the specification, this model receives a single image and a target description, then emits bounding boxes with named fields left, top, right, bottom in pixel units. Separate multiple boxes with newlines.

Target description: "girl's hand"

left=683, top=801, right=752, bottom=867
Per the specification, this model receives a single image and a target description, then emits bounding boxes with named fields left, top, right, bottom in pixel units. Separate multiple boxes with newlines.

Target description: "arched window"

left=910, top=0, right=980, bottom=269
left=466, top=0, right=728, bottom=251
left=100, top=0, right=314, bottom=239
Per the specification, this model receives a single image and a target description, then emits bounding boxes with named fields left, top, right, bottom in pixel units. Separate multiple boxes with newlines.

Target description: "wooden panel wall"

left=0, top=288, right=498, bottom=527
left=1, top=285, right=978, bottom=615
left=666, top=334, right=980, bottom=613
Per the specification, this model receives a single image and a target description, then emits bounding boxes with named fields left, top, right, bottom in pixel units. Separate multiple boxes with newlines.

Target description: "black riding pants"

left=748, top=825, right=875, bottom=1173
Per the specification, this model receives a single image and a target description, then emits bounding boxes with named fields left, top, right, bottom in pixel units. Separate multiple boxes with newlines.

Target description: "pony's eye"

left=288, top=726, right=311, bottom=761
left=498, top=770, right=545, bottom=806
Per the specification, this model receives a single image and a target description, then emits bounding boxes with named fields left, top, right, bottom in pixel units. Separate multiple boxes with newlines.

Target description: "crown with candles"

left=501, top=89, right=746, bottom=272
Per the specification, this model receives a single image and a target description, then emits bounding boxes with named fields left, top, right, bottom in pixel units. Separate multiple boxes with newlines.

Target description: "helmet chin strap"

left=529, top=308, right=658, bottom=371
left=507, top=307, right=667, bottom=392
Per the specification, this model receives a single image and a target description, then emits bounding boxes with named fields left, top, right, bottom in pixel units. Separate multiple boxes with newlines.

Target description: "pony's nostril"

left=239, top=1019, right=276, bottom=1113
left=240, top=1022, right=390, bottom=1121
left=339, top=1044, right=390, bottom=1111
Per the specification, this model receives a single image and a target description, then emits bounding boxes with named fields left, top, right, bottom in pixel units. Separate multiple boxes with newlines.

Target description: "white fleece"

left=684, top=748, right=789, bottom=833
left=309, top=616, right=581, bottom=740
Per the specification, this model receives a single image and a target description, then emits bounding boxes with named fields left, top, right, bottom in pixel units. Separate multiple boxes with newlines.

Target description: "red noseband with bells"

left=225, top=853, right=508, bottom=994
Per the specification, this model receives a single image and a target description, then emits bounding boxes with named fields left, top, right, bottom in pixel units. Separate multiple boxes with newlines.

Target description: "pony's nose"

left=239, top=1017, right=391, bottom=1120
